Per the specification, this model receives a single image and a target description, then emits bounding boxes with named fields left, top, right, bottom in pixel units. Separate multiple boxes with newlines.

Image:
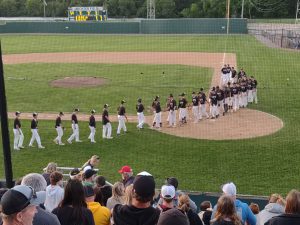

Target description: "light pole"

left=241, top=0, right=245, bottom=18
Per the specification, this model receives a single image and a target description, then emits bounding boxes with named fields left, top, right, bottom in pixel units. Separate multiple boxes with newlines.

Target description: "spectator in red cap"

left=119, top=165, right=135, bottom=188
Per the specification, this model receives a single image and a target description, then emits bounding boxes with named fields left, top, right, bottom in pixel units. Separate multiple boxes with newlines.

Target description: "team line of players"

left=12, top=66, right=257, bottom=150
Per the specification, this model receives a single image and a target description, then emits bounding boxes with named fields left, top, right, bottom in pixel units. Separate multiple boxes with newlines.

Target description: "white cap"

left=222, top=182, right=237, bottom=196
left=137, top=171, right=152, bottom=176
left=161, top=185, right=175, bottom=199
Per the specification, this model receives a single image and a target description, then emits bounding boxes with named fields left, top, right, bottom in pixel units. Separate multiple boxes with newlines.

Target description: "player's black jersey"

left=89, top=115, right=96, bottom=127
left=154, top=101, right=161, bottom=113
left=102, top=109, right=109, bottom=125
left=247, top=82, right=253, bottom=90
left=31, top=119, right=38, bottom=129
left=71, top=114, right=78, bottom=124
left=216, top=90, right=224, bottom=101
left=118, top=105, right=126, bottom=115
left=231, top=87, right=239, bottom=95
left=55, top=117, right=61, bottom=128
left=136, top=103, right=144, bottom=113
left=252, top=80, right=257, bottom=88
left=168, top=99, right=177, bottom=111
left=210, top=92, right=218, bottom=105
left=14, top=118, right=21, bottom=129
left=199, top=93, right=206, bottom=104
left=240, top=85, right=247, bottom=93
left=231, top=69, right=237, bottom=78
left=192, top=96, right=199, bottom=106
left=224, top=87, right=231, bottom=98
left=178, top=98, right=187, bottom=108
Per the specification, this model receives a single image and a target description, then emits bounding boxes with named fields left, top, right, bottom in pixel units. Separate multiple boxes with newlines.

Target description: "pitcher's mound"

left=51, top=77, right=107, bottom=88
left=150, top=109, right=283, bottom=140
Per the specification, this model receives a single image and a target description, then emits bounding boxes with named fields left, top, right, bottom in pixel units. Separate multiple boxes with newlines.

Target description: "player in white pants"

left=117, top=100, right=127, bottom=135
left=67, top=108, right=81, bottom=144
left=13, top=111, right=24, bottom=150
left=54, top=112, right=64, bottom=145
left=29, top=112, right=45, bottom=149
left=88, top=110, right=96, bottom=143
left=136, top=98, right=145, bottom=129
left=178, top=93, right=188, bottom=125
left=102, top=104, right=113, bottom=139
left=167, top=94, right=177, bottom=127
left=191, top=92, right=199, bottom=123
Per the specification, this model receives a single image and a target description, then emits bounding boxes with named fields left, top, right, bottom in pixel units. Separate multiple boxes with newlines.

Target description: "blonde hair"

left=82, top=155, right=100, bottom=168
left=285, top=189, right=300, bottom=214
left=112, top=182, right=125, bottom=202
left=214, top=195, right=242, bottom=225
left=124, top=184, right=133, bottom=205
left=44, top=162, right=57, bottom=174
left=178, top=194, right=190, bottom=212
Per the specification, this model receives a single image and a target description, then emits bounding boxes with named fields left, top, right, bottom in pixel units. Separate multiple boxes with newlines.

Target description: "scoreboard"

left=68, top=7, right=107, bottom=22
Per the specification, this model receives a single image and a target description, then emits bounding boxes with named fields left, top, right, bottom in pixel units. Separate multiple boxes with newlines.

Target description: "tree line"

left=0, top=0, right=298, bottom=19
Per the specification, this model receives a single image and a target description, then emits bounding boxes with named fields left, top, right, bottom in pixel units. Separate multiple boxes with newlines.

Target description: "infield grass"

left=0, top=34, right=300, bottom=195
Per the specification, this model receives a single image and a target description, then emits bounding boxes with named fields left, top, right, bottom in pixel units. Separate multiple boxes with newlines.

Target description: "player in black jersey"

left=54, top=112, right=64, bottom=145
left=167, top=94, right=177, bottom=127
left=240, top=82, right=248, bottom=108
left=13, top=111, right=24, bottom=150
left=191, top=92, right=199, bottom=123
left=88, top=110, right=96, bottom=143
left=231, top=83, right=239, bottom=112
left=152, top=96, right=162, bottom=129
left=231, top=67, right=237, bottom=83
left=102, top=104, right=113, bottom=139
left=136, top=98, right=145, bottom=129
left=198, top=88, right=209, bottom=120
left=216, top=86, right=225, bottom=117
left=224, top=83, right=232, bottom=113
left=247, top=79, right=253, bottom=103
left=29, top=112, right=45, bottom=149
left=209, top=87, right=218, bottom=119
left=178, top=93, right=188, bottom=125
left=67, top=108, right=82, bottom=144
left=250, top=76, right=258, bottom=104
left=117, top=100, right=128, bottom=135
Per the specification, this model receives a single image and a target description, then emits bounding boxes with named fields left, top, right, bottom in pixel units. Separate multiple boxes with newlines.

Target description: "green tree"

left=105, top=0, right=119, bottom=16
left=156, top=0, right=176, bottom=18
left=0, top=0, right=18, bottom=16
left=119, top=0, right=136, bottom=17
left=25, top=0, right=43, bottom=16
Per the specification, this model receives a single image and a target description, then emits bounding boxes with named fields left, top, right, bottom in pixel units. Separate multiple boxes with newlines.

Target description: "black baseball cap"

left=137, top=98, right=142, bottom=102
left=121, top=100, right=126, bottom=104
left=91, top=109, right=96, bottom=114
left=15, top=111, right=21, bottom=116
left=84, top=169, right=97, bottom=179
left=74, top=108, right=79, bottom=112
left=59, top=112, right=64, bottom=115
left=0, top=185, right=44, bottom=215
left=166, top=177, right=179, bottom=189
left=33, top=112, right=38, bottom=117
left=133, top=172, right=155, bottom=199
left=169, top=94, right=173, bottom=97
left=83, top=185, right=95, bottom=197
left=104, top=104, right=109, bottom=108
left=157, top=208, right=189, bottom=225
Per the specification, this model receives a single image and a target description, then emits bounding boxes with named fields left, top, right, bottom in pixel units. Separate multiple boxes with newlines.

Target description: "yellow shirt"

left=87, top=201, right=111, bottom=225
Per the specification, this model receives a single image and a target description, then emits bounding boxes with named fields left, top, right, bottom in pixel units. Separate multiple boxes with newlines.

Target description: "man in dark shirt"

left=152, top=96, right=162, bottom=129
left=199, top=88, right=209, bottom=120
left=88, top=110, right=96, bottom=143
left=240, top=82, right=248, bottom=108
left=13, top=111, right=24, bottom=150
left=191, top=92, right=199, bottom=123
left=29, top=112, right=45, bottom=149
left=136, top=98, right=145, bottom=129
left=250, top=76, right=258, bottom=104
left=216, top=86, right=225, bottom=117
left=54, top=112, right=64, bottom=145
left=113, top=172, right=160, bottom=225
left=102, top=104, right=113, bottom=139
left=231, top=83, right=239, bottom=112
left=209, top=87, right=218, bottom=119
left=178, top=93, right=188, bottom=125
left=117, top=100, right=128, bottom=135
left=167, top=94, right=177, bottom=127
left=67, top=108, right=82, bottom=144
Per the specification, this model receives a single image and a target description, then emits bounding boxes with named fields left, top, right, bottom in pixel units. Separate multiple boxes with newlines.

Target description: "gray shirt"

left=33, top=206, right=61, bottom=225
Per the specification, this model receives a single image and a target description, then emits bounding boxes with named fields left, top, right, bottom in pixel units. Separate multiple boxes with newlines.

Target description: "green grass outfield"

left=0, top=34, right=300, bottom=195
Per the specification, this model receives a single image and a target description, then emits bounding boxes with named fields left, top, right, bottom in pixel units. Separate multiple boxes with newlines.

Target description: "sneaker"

left=28, top=144, right=34, bottom=147
left=14, top=147, right=20, bottom=151
left=59, top=143, right=65, bottom=146
left=106, top=137, right=113, bottom=139
left=19, top=146, right=25, bottom=149
left=38, top=146, right=45, bottom=149
left=67, top=140, right=72, bottom=144
left=75, top=140, right=82, bottom=143
left=91, top=141, right=96, bottom=143
left=53, top=139, right=58, bottom=144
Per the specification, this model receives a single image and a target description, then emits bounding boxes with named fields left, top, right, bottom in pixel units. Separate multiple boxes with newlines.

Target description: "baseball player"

left=53, top=112, right=65, bottom=145
left=136, top=98, right=145, bottom=129
left=29, top=112, right=45, bottom=149
left=198, top=88, right=209, bottom=120
left=247, top=78, right=254, bottom=103
left=117, top=100, right=128, bottom=135
left=209, top=87, right=218, bottom=119
left=178, top=93, right=188, bottom=125
left=102, top=104, right=113, bottom=139
left=13, top=111, right=24, bottom=150
left=191, top=91, right=199, bottom=123
left=167, top=94, right=177, bottom=127
left=224, top=82, right=232, bottom=113
left=231, top=83, right=239, bottom=112
left=231, top=67, right=237, bottom=83
left=251, top=76, right=258, bottom=104
left=221, top=65, right=228, bottom=86
left=88, top=109, right=96, bottom=143
left=67, top=108, right=82, bottom=144
left=152, top=96, right=162, bottom=129
left=216, top=86, right=225, bottom=117
left=240, top=81, right=248, bottom=108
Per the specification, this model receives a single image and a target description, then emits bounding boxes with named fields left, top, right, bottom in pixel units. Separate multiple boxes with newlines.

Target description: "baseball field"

left=0, top=34, right=299, bottom=195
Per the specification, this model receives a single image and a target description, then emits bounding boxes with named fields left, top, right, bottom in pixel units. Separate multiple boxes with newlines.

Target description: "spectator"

left=83, top=169, right=97, bottom=186
left=0, top=185, right=38, bottom=225
left=95, top=175, right=107, bottom=188
left=52, top=179, right=95, bottom=225
left=0, top=188, right=8, bottom=224
left=211, top=182, right=256, bottom=225
left=83, top=185, right=110, bottom=225
left=256, top=193, right=285, bottom=225
left=198, top=201, right=213, bottom=225
left=69, top=168, right=83, bottom=181
left=157, top=208, right=189, bottom=225
left=124, top=184, right=133, bottom=205
left=118, top=165, right=135, bottom=188
left=265, top=189, right=300, bottom=225
left=211, top=195, right=242, bottom=225
left=178, top=193, right=203, bottom=225
left=21, top=173, right=61, bottom=225
left=157, top=185, right=176, bottom=212
left=44, top=171, right=64, bottom=212
left=94, top=185, right=112, bottom=207
left=42, top=162, right=57, bottom=186
left=82, top=155, right=100, bottom=172
left=106, top=182, right=125, bottom=210
left=112, top=171, right=160, bottom=225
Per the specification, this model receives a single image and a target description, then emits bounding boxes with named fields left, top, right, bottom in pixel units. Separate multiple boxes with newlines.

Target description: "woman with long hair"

left=82, top=155, right=100, bottom=171
left=106, top=182, right=125, bottom=210
left=178, top=194, right=203, bottom=225
left=52, top=179, right=95, bottom=225
left=211, top=195, right=242, bottom=225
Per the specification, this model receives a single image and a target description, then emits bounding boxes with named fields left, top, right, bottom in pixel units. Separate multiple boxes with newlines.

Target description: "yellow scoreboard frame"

left=68, top=7, right=107, bottom=22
